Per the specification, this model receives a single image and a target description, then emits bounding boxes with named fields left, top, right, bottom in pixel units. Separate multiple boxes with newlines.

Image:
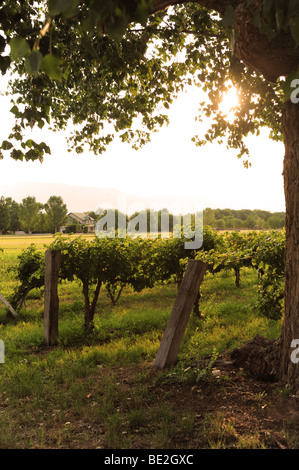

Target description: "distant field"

left=0, top=233, right=96, bottom=252
left=0, top=232, right=175, bottom=254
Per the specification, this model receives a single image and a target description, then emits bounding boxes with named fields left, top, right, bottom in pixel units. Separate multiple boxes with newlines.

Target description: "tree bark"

left=82, top=280, right=102, bottom=330
left=278, top=100, right=299, bottom=392
left=82, top=282, right=93, bottom=330
left=234, top=267, right=240, bottom=287
left=234, top=2, right=299, bottom=82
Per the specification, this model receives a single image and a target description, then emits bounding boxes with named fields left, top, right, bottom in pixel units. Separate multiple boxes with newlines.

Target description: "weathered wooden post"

left=154, top=259, right=207, bottom=370
left=0, top=292, right=18, bottom=318
left=44, top=250, right=61, bottom=346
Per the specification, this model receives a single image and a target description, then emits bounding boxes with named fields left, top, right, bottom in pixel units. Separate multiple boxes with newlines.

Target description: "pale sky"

left=0, top=75, right=285, bottom=214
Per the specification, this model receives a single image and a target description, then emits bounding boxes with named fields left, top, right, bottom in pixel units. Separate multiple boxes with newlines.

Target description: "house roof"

left=68, top=212, right=95, bottom=223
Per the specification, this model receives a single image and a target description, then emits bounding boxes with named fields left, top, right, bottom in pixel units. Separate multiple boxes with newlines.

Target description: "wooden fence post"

left=154, top=259, right=207, bottom=370
left=0, top=292, right=18, bottom=318
left=44, top=250, right=61, bottom=346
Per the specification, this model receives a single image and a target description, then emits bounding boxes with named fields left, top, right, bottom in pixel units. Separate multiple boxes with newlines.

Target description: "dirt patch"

left=50, top=356, right=299, bottom=449
left=142, top=357, right=295, bottom=449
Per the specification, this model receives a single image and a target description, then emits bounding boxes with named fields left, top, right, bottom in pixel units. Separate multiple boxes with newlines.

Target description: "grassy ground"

left=0, top=236, right=297, bottom=449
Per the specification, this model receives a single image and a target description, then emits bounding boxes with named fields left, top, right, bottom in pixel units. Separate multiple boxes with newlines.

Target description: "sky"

left=0, top=75, right=285, bottom=215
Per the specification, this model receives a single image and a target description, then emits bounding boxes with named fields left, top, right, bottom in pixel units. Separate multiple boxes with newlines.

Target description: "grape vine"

left=6, top=227, right=286, bottom=328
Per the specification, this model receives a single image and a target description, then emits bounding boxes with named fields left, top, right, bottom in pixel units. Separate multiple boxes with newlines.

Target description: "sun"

left=219, top=86, right=239, bottom=118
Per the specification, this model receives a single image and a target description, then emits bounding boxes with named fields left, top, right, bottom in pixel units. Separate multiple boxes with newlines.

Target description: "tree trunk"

left=82, top=282, right=93, bottom=330
left=90, top=279, right=102, bottom=319
left=234, top=267, right=240, bottom=287
left=82, top=280, right=102, bottom=330
left=231, top=101, right=299, bottom=393
left=106, top=284, right=124, bottom=306
left=278, top=100, right=299, bottom=393
left=193, top=290, right=203, bottom=318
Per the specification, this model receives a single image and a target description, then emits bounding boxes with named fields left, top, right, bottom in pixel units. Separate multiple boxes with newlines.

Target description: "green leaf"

left=252, top=5, right=262, bottom=29
left=222, top=5, right=236, bottom=27
left=62, top=0, right=79, bottom=18
left=134, top=0, right=150, bottom=26
left=275, top=8, right=285, bottom=31
left=262, top=0, right=274, bottom=18
left=11, top=149, right=24, bottom=160
left=0, top=36, right=6, bottom=54
left=0, top=56, right=11, bottom=75
left=290, top=17, right=299, bottom=46
left=25, top=139, right=34, bottom=148
left=48, top=0, right=78, bottom=17
left=10, top=105, right=19, bottom=116
left=10, top=37, right=31, bottom=61
left=38, top=142, right=51, bottom=154
left=25, top=50, right=43, bottom=75
left=40, top=54, right=62, bottom=81
left=105, top=8, right=130, bottom=41
left=25, top=148, right=40, bottom=161
left=1, top=140, right=13, bottom=150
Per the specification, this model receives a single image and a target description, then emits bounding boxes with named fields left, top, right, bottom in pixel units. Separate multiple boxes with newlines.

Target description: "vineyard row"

left=4, top=227, right=285, bottom=328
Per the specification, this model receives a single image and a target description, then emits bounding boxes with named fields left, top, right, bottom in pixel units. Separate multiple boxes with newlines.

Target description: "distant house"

left=67, top=212, right=95, bottom=233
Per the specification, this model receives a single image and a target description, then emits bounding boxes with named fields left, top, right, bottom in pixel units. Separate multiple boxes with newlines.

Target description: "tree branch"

left=151, top=0, right=242, bottom=15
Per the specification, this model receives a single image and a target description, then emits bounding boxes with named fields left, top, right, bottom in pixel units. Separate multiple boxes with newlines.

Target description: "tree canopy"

left=44, top=195, right=68, bottom=232
left=1, top=0, right=298, bottom=166
left=0, top=196, right=10, bottom=234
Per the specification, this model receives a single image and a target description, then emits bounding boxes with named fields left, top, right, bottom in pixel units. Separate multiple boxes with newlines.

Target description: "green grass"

left=0, top=238, right=286, bottom=449
left=0, top=233, right=95, bottom=250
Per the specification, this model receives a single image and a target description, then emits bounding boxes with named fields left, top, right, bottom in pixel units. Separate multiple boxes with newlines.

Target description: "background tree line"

left=203, top=208, right=285, bottom=231
left=89, top=207, right=285, bottom=233
left=0, top=195, right=285, bottom=235
left=0, top=195, right=68, bottom=234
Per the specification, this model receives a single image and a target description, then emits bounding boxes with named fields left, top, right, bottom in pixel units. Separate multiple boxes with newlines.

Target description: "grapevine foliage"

left=7, top=228, right=286, bottom=328
left=9, top=244, right=45, bottom=310
left=197, top=229, right=285, bottom=320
